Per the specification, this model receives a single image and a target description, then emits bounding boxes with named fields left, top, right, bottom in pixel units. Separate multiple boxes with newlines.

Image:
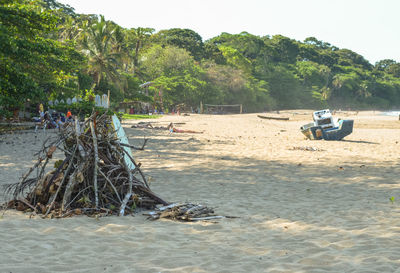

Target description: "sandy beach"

left=1, top=110, right=400, bottom=273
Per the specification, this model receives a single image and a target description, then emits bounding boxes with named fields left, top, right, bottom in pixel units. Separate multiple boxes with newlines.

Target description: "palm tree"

left=58, top=16, right=82, bottom=42
left=125, top=27, right=154, bottom=76
left=80, top=15, right=122, bottom=87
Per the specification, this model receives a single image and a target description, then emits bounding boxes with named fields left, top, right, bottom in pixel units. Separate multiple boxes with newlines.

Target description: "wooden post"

left=200, top=101, right=203, bottom=114
left=107, top=90, right=110, bottom=108
left=240, top=104, right=243, bottom=114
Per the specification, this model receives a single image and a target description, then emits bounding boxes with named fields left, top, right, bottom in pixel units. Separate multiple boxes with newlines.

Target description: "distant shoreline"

left=382, top=111, right=400, bottom=116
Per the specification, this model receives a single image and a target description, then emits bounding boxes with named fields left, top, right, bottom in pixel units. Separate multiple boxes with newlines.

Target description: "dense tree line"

left=1, top=0, right=400, bottom=117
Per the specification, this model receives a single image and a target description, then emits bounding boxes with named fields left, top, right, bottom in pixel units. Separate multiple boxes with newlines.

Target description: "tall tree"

left=79, top=15, right=121, bottom=88
left=141, top=45, right=206, bottom=109
left=0, top=0, right=82, bottom=116
left=153, top=28, right=204, bottom=61
left=124, top=27, right=154, bottom=75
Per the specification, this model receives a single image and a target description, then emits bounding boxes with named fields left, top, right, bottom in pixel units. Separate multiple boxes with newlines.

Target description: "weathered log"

left=90, top=121, right=99, bottom=208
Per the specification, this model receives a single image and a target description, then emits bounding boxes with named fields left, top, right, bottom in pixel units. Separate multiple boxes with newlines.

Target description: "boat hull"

left=301, top=120, right=354, bottom=141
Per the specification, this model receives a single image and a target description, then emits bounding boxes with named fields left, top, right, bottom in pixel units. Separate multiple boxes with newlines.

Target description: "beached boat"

left=300, top=109, right=354, bottom=140
left=257, top=115, right=289, bottom=121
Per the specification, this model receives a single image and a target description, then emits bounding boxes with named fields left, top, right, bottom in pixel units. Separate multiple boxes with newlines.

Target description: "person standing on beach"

left=39, top=103, right=44, bottom=113
left=38, top=103, right=44, bottom=120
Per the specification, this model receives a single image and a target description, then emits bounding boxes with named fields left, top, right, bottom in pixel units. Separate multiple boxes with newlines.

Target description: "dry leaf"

left=77, top=172, right=84, bottom=183
left=49, top=184, right=56, bottom=194
left=47, top=146, right=57, bottom=158
left=54, top=173, right=64, bottom=186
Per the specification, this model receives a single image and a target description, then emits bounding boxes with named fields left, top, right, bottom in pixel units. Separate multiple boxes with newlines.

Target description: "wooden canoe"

left=257, top=115, right=289, bottom=121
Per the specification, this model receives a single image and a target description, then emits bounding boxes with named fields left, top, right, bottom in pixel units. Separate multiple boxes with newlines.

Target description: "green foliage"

left=0, top=0, right=83, bottom=116
left=218, top=45, right=252, bottom=74
left=152, top=28, right=204, bottom=61
left=141, top=44, right=196, bottom=78
left=270, top=35, right=299, bottom=63
left=80, top=15, right=122, bottom=87
left=266, top=65, right=305, bottom=109
left=3, top=0, right=399, bottom=114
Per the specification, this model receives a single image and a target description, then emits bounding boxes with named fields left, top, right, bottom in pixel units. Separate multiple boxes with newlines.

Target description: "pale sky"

left=57, top=0, right=400, bottom=65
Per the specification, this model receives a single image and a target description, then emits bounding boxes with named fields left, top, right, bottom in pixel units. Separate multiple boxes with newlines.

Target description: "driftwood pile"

left=2, top=112, right=169, bottom=218
left=146, top=203, right=222, bottom=221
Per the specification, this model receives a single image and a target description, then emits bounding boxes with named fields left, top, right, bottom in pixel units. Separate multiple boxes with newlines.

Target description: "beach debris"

left=257, top=115, right=289, bottom=121
left=1, top=112, right=220, bottom=221
left=290, top=146, right=325, bottom=152
left=131, top=122, right=157, bottom=129
left=145, top=203, right=222, bottom=221
left=300, top=109, right=353, bottom=141
left=2, top=112, right=169, bottom=218
left=132, top=122, right=202, bottom=134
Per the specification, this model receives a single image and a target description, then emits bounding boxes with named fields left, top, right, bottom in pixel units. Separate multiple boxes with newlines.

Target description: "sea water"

left=382, top=111, right=400, bottom=116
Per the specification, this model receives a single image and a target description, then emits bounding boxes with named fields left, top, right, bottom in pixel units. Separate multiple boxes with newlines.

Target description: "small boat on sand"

left=257, top=115, right=289, bottom=121
left=300, top=109, right=354, bottom=140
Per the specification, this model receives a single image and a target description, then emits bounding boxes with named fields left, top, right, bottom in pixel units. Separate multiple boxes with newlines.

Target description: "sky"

left=57, top=0, right=400, bottom=64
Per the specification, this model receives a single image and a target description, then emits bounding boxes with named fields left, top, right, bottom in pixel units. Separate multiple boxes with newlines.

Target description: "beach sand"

left=1, top=111, right=400, bottom=272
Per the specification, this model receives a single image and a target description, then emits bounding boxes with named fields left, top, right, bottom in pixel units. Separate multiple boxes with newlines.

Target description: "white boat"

left=300, top=109, right=354, bottom=140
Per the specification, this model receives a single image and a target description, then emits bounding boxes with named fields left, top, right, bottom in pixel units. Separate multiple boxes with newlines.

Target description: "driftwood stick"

left=135, top=185, right=169, bottom=206
left=35, top=141, right=60, bottom=188
left=14, top=157, right=44, bottom=198
left=119, top=160, right=133, bottom=216
left=37, top=157, right=49, bottom=178
left=115, top=138, right=148, bottom=150
left=157, top=203, right=183, bottom=211
left=33, top=136, right=51, bottom=157
left=60, top=207, right=111, bottom=218
left=189, top=216, right=224, bottom=221
left=44, top=147, right=77, bottom=217
left=120, top=147, right=150, bottom=189
left=90, top=121, right=99, bottom=208
left=61, top=162, right=86, bottom=211
left=64, top=185, right=92, bottom=210
left=44, top=154, right=71, bottom=192
left=18, top=197, right=37, bottom=213
left=75, top=119, right=86, bottom=158
left=55, top=144, right=73, bottom=156
left=184, top=204, right=204, bottom=215
left=98, top=168, right=122, bottom=203
left=119, top=192, right=132, bottom=216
